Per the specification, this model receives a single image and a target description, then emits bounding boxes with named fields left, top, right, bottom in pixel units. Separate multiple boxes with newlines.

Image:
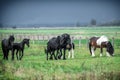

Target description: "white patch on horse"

left=100, top=53, right=102, bottom=57
left=97, top=35, right=109, bottom=45
left=71, top=48, right=74, bottom=58
left=68, top=51, right=71, bottom=58
left=68, top=49, right=74, bottom=58
left=91, top=47, right=95, bottom=57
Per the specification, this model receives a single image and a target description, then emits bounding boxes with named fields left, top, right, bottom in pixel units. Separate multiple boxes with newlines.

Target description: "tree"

left=12, top=26, right=17, bottom=29
left=90, top=19, right=96, bottom=26
left=76, top=21, right=80, bottom=27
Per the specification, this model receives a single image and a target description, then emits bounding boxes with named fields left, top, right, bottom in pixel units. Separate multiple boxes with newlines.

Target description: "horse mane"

left=107, top=41, right=114, bottom=55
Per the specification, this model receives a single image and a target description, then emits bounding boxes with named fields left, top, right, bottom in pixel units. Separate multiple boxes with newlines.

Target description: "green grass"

left=0, top=27, right=120, bottom=80
left=0, top=27, right=120, bottom=37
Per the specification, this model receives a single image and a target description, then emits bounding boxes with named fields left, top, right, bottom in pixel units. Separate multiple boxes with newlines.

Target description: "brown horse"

left=89, top=36, right=114, bottom=57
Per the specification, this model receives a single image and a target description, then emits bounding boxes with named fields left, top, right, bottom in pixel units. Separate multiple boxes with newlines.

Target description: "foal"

left=12, top=39, right=30, bottom=60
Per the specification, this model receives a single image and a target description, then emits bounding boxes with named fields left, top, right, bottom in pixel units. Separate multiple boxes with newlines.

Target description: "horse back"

left=2, top=39, right=9, bottom=48
left=13, top=43, right=22, bottom=49
left=89, top=37, right=99, bottom=46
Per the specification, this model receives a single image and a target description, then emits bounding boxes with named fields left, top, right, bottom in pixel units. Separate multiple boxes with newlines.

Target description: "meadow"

left=0, top=27, right=120, bottom=80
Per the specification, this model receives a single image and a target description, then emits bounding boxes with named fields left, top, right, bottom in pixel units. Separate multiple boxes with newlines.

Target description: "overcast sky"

left=0, top=0, right=120, bottom=26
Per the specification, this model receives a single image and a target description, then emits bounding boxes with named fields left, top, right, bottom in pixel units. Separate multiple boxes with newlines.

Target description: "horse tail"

left=89, top=42, right=92, bottom=55
left=72, top=43, right=75, bottom=49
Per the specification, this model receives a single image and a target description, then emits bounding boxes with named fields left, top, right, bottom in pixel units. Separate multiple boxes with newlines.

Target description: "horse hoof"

left=55, top=58, right=57, bottom=60
left=63, top=58, right=66, bottom=60
left=92, top=55, right=95, bottom=57
left=58, top=56, right=61, bottom=59
left=49, top=58, right=53, bottom=60
left=100, top=54, right=102, bottom=57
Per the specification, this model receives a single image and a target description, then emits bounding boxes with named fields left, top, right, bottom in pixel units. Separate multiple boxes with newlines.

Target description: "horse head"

left=23, top=39, right=30, bottom=47
left=106, top=41, right=114, bottom=56
left=60, top=33, right=71, bottom=46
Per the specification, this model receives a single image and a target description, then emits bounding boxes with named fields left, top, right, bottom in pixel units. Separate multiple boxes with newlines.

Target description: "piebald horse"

left=89, top=35, right=114, bottom=57
left=66, top=43, right=75, bottom=58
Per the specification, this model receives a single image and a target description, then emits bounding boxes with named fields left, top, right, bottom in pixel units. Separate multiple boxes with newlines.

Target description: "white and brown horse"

left=89, top=35, right=114, bottom=57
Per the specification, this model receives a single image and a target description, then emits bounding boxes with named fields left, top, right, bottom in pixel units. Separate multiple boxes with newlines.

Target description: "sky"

left=0, top=0, right=120, bottom=27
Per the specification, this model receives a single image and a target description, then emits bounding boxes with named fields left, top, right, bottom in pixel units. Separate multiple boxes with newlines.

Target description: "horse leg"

left=19, top=50, right=21, bottom=60
left=68, top=50, right=71, bottom=58
left=53, top=51, right=57, bottom=60
left=12, top=49, right=15, bottom=60
left=91, top=47, right=95, bottom=57
left=89, top=43, right=92, bottom=55
left=100, top=47, right=103, bottom=57
left=20, top=50, right=24, bottom=60
left=49, top=52, right=53, bottom=60
left=56, top=50, right=59, bottom=59
left=16, top=50, right=19, bottom=60
left=71, top=48, right=74, bottom=58
left=5, top=50, right=9, bottom=60
left=5, top=49, right=10, bottom=60
left=63, top=49, right=66, bottom=60
left=59, top=49, right=63, bottom=59
left=46, top=51, right=48, bottom=60
left=57, top=49, right=62, bottom=59
left=2, top=49, right=6, bottom=60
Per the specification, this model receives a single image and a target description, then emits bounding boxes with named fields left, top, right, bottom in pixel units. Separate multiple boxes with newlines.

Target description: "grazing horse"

left=89, top=35, right=114, bottom=57
left=12, top=39, right=30, bottom=60
left=1, top=35, right=15, bottom=60
left=45, top=33, right=71, bottom=60
left=67, top=43, right=75, bottom=58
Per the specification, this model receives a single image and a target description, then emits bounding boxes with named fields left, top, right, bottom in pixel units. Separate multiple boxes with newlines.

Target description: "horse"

left=67, top=42, right=75, bottom=58
left=45, top=36, right=60, bottom=60
left=45, top=33, right=71, bottom=60
left=57, top=42, right=75, bottom=59
left=1, top=35, right=15, bottom=60
left=12, top=38, right=30, bottom=60
left=89, top=35, right=114, bottom=57
left=58, top=33, right=71, bottom=60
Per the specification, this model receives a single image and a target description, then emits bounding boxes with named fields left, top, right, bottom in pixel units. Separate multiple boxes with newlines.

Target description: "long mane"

left=107, top=41, right=114, bottom=56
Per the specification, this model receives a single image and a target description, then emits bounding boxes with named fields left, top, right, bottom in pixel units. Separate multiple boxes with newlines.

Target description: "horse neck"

left=21, top=41, right=26, bottom=49
left=8, top=38, right=11, bottom=46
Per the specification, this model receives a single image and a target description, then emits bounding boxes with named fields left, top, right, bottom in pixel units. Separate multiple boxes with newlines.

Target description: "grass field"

left=0, top=27, right=120, bottom=80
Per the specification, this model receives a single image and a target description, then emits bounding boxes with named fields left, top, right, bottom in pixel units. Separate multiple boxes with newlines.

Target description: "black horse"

left=1, top=35, right=15, bottom=60
left=45, top=36, right=60, bottom=60
left=58, top=33, right=71, bottom=60
left=45, top=33, right=71, bottom=60
left=12, top=38, right=30, bottom=60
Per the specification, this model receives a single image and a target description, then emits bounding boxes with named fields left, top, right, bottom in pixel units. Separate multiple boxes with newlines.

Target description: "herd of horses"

left=1, top=34, right=114, bottom=60
left=1, top=36, right=30, bottom=60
